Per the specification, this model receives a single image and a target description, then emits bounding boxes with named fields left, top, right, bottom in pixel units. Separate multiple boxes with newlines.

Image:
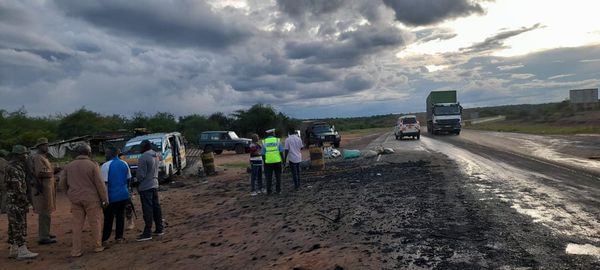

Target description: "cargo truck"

left=426, top=90, right=462, bottom=135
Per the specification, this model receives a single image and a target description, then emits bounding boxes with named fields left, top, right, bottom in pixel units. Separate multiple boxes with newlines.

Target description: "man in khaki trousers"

left=59, top=144, right=108, bottom=257
left=30, top=138, right=57, bottom=245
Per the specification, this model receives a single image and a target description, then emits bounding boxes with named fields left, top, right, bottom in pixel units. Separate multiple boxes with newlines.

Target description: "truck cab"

left=426, top=91, right=462, bottom=135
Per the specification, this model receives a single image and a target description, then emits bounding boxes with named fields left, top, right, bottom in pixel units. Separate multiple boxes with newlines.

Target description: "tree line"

left=0, top=104, right=299, bottom=150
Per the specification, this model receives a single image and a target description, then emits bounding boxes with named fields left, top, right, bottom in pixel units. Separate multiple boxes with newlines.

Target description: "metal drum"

left=201, top=151, right=216, bottom=175
left=309, top=145, right=324, bottom=170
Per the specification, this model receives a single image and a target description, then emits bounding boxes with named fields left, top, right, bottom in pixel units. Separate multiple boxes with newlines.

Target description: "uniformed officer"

left=0, top=149, right=9, bottom=214
left=6, top=145, right=39, bottom=260
left=261, top=129, right=284, bottom=194
left=29, top=137, right=57, bottom=245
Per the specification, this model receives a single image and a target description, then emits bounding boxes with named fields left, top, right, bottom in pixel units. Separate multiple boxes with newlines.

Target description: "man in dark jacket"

left=136, top=140, right=164, bottom=241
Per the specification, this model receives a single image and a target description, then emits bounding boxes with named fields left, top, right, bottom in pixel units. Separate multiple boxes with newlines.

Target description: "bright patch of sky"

left=401, top=0, right=600, bottom=58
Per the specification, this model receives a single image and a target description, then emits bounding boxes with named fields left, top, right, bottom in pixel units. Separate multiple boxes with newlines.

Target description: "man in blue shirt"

left=101, top=146, right=132, bottom=243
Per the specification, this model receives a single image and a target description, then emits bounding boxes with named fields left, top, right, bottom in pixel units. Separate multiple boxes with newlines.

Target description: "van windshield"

left=402, top=118, right=417, bottom=124
left=434, top=105, right=461, bottom=115
left=123, top=139, right=162, bottom=155
left=313, top=125, right=332, bottom=134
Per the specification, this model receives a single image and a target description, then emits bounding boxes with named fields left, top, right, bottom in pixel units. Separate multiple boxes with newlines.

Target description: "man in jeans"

left=249, top=134, right=263, bottom=196
left=101, top=146, right=131, bottom=243
left=261, top=129, right=284, bottom=194
left=136, top=140, right=163, bottom=241
left=284, top=128, right=303, bottom=190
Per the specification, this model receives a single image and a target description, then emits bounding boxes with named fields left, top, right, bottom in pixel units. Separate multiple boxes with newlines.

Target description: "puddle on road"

left=420, top=136, right=600, bottom=242
left=566, top=243, right=600, bottom=257
left=515, top=137, right=600, bottom=172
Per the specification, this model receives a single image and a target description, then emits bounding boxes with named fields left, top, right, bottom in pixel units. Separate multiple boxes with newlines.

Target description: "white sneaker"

left=9, top=244, right=18, bottom=258
left=250, top=191, right=258, bottom=196
left=126, top=218, right=135, bottom=230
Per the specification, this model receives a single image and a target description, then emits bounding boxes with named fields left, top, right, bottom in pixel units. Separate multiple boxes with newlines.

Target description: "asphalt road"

left=367, top=128, right=600, bottom=264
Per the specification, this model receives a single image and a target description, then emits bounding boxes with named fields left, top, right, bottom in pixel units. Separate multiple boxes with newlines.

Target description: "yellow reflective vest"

left=262, top=137, right=282, bottom=164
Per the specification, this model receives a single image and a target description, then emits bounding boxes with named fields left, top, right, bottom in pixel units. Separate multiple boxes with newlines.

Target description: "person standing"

left=136, top=140, right=164, bottom=241
left=6, top=145, right=38, bottom=260
left=284, top=128, right=303, bottom=190
left=59, top=144, right=108, bottom=257
left=261, top=129, right=284, bottom=195
left=119, top=152, right=136, bottom=230
left=29, top=138, right=57, bottom=245
left=0, top=149, right=9, bottom=214
left=101, top=147, right=131, bottom=243
left=249, top=134, right=263, bottom=196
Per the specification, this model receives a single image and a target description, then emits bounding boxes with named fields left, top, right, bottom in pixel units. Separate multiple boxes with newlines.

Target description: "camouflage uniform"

left=6, top=160, right=29, bottom=246
left=0, top=157, right=8, bottom=214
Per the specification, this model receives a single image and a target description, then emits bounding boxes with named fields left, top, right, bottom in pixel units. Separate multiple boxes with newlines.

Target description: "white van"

left=123, top=132, right=187, bottom=181
left=394, top=115, right=421, bottom=140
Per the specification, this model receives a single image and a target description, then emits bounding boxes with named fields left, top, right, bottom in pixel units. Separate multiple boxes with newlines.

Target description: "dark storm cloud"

left=54, top=0, right=252, bottom=49
left=285, top=25, right=406, bottom=67
left=276, top=0, right=345, bottom=17
left=383, top=0, right=486, bottom=26
left=460, top=23, right=543, bottom=53
left=343, top=74, right=374, bottom=91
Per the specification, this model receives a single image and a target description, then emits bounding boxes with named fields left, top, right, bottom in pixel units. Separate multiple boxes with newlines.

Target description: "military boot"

left=16, top=245, right=38, bottom=260
left=8, top=244, right=18, bottom=258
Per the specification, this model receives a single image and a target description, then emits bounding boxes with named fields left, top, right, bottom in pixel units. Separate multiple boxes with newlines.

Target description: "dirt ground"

left=2, top=129, right=596, bottom=269
left=0, top=131, right=385, bottom=269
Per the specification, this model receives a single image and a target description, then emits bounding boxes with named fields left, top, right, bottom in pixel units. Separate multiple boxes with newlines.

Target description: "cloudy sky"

left=1, top=0, right=599, bottom=118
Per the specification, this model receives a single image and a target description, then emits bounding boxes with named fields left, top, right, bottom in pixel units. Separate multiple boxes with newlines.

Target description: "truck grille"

left=437, top=119, right=459, bottom=125
left=325, top=135, right=336, bottom=141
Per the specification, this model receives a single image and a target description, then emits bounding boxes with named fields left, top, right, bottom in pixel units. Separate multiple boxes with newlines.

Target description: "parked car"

left=394, top=115, right=421, bottom=140
left=199, top=131, right=251, bottom=154
left=304, top=122, right=341, bottom=147
left=122, top=132, right=187, bottom=181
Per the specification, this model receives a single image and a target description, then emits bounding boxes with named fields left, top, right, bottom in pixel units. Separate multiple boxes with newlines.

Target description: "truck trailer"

left=426, top=90, right=462, bottom=135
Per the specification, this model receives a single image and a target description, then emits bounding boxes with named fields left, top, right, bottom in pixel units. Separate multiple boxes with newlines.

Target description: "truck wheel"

left=214, top=150, right=223, bottom=155
left=455, top=131, right=461, bottom=135
left=417, top=134, right=420, bottom=140
left=204, top=145, right=213, bottom=153
left=334, top=142, right=340, bottom=148
left=235, top=144, right=245, bottom=154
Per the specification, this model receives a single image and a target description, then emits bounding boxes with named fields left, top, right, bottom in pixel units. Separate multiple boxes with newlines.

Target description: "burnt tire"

left=214, top=150, right=223, bottom=155
left=235, top=144, right=245, bottom=154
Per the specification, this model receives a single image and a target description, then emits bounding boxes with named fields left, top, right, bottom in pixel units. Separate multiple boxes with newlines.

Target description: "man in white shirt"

left=284, top=128, right=303, bottom=190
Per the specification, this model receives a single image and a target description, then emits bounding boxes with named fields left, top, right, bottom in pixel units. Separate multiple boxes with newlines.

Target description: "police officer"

left=0, top=149, right=9, bottom=214
left=29, top=137, right=57, bottom=245
left=261, top=129, right=284, bottom=194
left=6, top=145, right=39, bottom=260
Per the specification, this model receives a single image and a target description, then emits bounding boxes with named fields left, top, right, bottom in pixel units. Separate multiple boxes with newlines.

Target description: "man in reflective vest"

left=261, top=129, right=284, bottom=195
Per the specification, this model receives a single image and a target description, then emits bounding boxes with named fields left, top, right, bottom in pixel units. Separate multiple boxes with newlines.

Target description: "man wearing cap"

left=6, top=145, right=39, bottom=260
left=29, top=137, right=57, bottom=245
left=0, top=149, right=9, bottom=214
left=261, top=129, right=285, bottom=194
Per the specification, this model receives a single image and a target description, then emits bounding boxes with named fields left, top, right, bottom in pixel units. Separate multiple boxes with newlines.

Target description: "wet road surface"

left=367, top=129, right=600, bottom=265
